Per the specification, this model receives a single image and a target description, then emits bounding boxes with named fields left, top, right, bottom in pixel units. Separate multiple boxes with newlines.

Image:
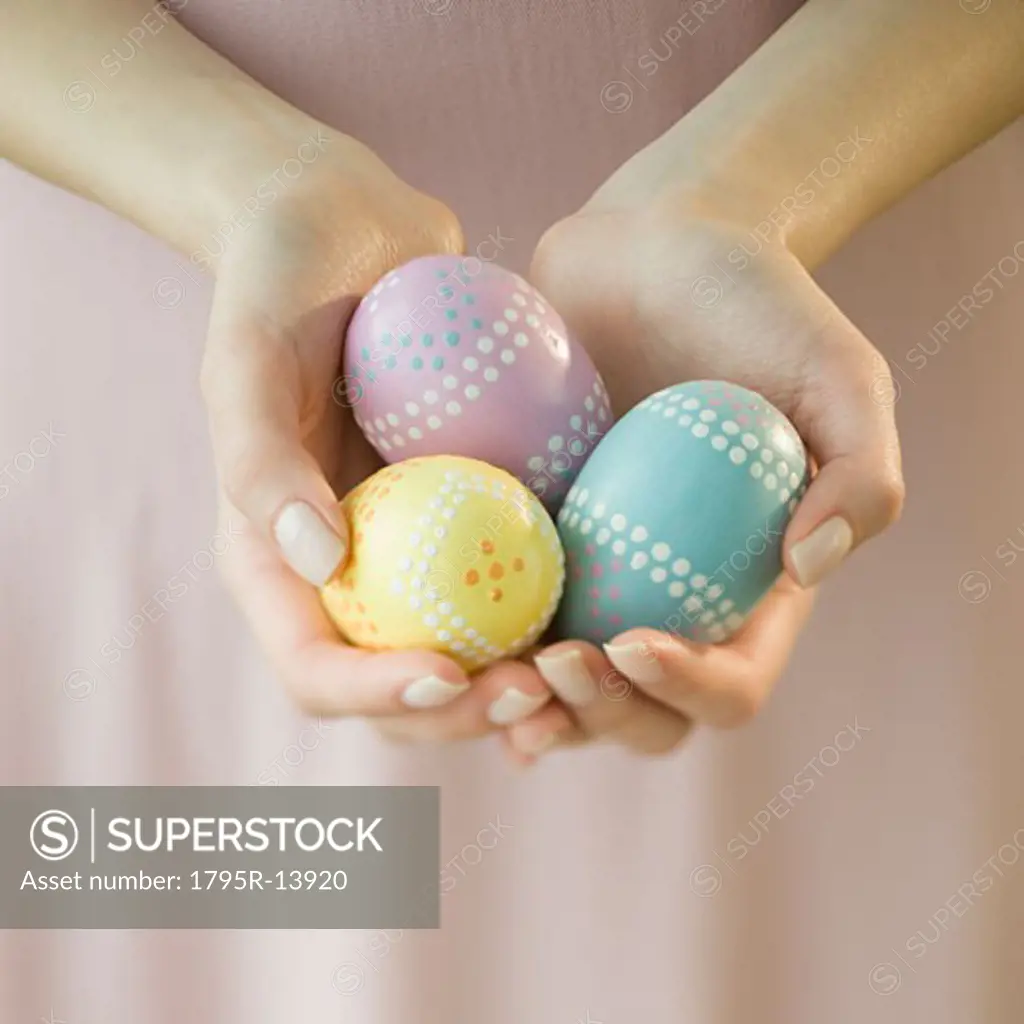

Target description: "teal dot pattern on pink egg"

left=553, top=381, right=810, bottom=646
left=341, top=254, right=612, bottom=511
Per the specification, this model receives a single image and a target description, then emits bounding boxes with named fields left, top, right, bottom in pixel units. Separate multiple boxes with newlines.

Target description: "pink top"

left=2, top=2, right=1023, bottom=1022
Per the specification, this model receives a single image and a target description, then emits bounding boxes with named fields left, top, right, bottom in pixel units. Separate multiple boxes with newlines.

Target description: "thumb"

left=200, top=327, right=348, bottom=587
left=784, top=323, right=905, bottom=589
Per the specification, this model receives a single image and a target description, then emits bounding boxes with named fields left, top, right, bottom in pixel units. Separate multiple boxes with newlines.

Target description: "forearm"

left=602, top=0, right=1023, bottom=268
left=0, top=0, right=332, bottom=257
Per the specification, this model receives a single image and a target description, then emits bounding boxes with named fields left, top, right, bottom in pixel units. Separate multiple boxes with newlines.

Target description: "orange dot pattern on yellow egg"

left=320, top=456, right=565, bottom=671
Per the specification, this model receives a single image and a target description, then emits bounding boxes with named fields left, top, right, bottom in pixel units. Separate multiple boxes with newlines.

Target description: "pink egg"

left=341, top=254, right=612, bottom=510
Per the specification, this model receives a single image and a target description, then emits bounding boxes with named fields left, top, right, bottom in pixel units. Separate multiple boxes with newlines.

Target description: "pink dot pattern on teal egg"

left=555, top=380, right=809, bottom=645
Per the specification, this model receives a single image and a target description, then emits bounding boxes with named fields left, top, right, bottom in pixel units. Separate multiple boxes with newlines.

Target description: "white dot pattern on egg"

left=343, top=255, right=612, bottom=511
left=323, top=457, right=565, bottom=671
left=554, top=380, right=810, bottom=646
left=392, top=469, right=563, bottom=668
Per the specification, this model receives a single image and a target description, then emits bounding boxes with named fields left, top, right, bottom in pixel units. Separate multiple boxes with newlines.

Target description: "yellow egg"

left=321, top=456, right=565, bottom=671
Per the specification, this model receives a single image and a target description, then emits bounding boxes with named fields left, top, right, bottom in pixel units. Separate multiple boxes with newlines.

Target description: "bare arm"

left=601, top=0, right=1024, bottom=266
left=527, top=2, right=1021, bottom=741
left=0, top=0, right=333, bottom=258
left=0, top=1, right=545, bottom=746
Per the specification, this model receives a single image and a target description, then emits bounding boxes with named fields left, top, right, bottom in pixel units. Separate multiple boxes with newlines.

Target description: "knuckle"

left=639, top=727, right=691, bottom=757
left=280, top=671, right=351, bottom=720
left=382, top=194, right=464, bottom=268
left=659, top=670, right=701, bottom=702
left=424, top=199, right=465, bottom=255
left=868, top=470, right=907, bottom=530
left=719, top=687, right=766, bottom=728
left=219, top=443, right=268, bottom=513
left=529, top=218, right=573, bottom=292
left=350, top=218, right=404, bottom=279
left=284, top=680, right=336, bottom=719
left=372, top=722, right=416, bottom=745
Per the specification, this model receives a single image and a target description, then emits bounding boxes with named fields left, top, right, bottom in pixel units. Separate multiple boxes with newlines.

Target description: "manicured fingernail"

left=789, top=516, right=853, bottom=588
left=274, top=501, right=346, bottom=586
left=534, top=649, right=597, bottom=707
left=520, top=731, right=558, bottom=756
left=603, top=642, right=665, bottom=685
left=401, top=676, right=469, bottom=709
left=487, top=688, right=549, bottom=725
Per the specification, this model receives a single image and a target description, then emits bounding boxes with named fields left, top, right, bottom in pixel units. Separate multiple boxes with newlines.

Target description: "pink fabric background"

left=2, top=1, right=1023, bottom=1020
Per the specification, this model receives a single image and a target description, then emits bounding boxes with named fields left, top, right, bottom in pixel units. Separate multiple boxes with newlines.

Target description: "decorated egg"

left=321, top=455, right=565, bottom=671
left=554, top=381, right=810, bottom=646
left=341, top=254, right=612, bottom=511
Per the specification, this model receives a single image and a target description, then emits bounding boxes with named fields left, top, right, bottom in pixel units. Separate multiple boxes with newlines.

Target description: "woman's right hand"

left=1, top=0, right=570, bottom=751
left=202, top=128, right=571, bottom=750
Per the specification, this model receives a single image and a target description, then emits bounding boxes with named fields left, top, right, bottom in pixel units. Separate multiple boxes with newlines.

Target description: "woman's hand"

left=0, top=0, right=574, bottom=746
left=532, top=197, right=907, bottom=587
left=510, top=0, right=1022, bottom=760
left=7, top=0, right=1017, bottom=761
left=202, top=129, right=574, bottom=747
left=515, top=194, right=902, bottom=754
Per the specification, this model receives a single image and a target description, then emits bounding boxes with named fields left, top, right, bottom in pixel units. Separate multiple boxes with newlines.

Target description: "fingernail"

left=520, top=732, right=558, bottom=756
left=603, top=642, right=665, bottom=685
left=274, top=501, right=346, bottom=586
left=789, top=516, right=853, bottom=588
left=534, top=649, right=597, bottom=707
left=487, top=688, right=549, bottom=725
left=401, top=676, right=470, bottom=709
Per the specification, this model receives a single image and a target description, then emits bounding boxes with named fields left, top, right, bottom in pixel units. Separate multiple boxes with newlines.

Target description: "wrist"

left=589, top=0, right=1023, bottom=273
left=588, top=117, right=870, bottom=272
left=170, top=84, right=351, bottom=266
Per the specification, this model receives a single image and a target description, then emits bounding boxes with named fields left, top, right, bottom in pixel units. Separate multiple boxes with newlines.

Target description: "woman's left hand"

left=503, top=179, right=903, bottom=762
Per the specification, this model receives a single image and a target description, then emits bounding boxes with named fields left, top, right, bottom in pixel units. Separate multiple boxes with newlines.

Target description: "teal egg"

left=554, top=380, right=810, bottom=645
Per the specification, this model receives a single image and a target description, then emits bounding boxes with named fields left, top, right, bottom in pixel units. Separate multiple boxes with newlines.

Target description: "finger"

left=388, top=701, right=577, bottom=765
left=530, top=641, right=693, bottom=755
left=499, top=733, right=540, bottom=770
left=533, top=641, right=630, bottom=727
left=220, top=496, right=576, bottom=742
left=499, top=709, right=586, bottom=768
left=781, top=266, right=906, bottom=587
left=502, top=701, right=584, bottom=763
left=219, top=511, right=470, bottom=718
left=371, top=661, right=572, bottom=745
left=201, top=317, right=348, bottom=588
left=603, top=576, right=815, bottom=727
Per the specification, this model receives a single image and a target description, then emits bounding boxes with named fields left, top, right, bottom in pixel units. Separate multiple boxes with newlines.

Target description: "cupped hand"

left=506, top=182, right=904, bottom=757
left=199, top=126, right=572, bottom=747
